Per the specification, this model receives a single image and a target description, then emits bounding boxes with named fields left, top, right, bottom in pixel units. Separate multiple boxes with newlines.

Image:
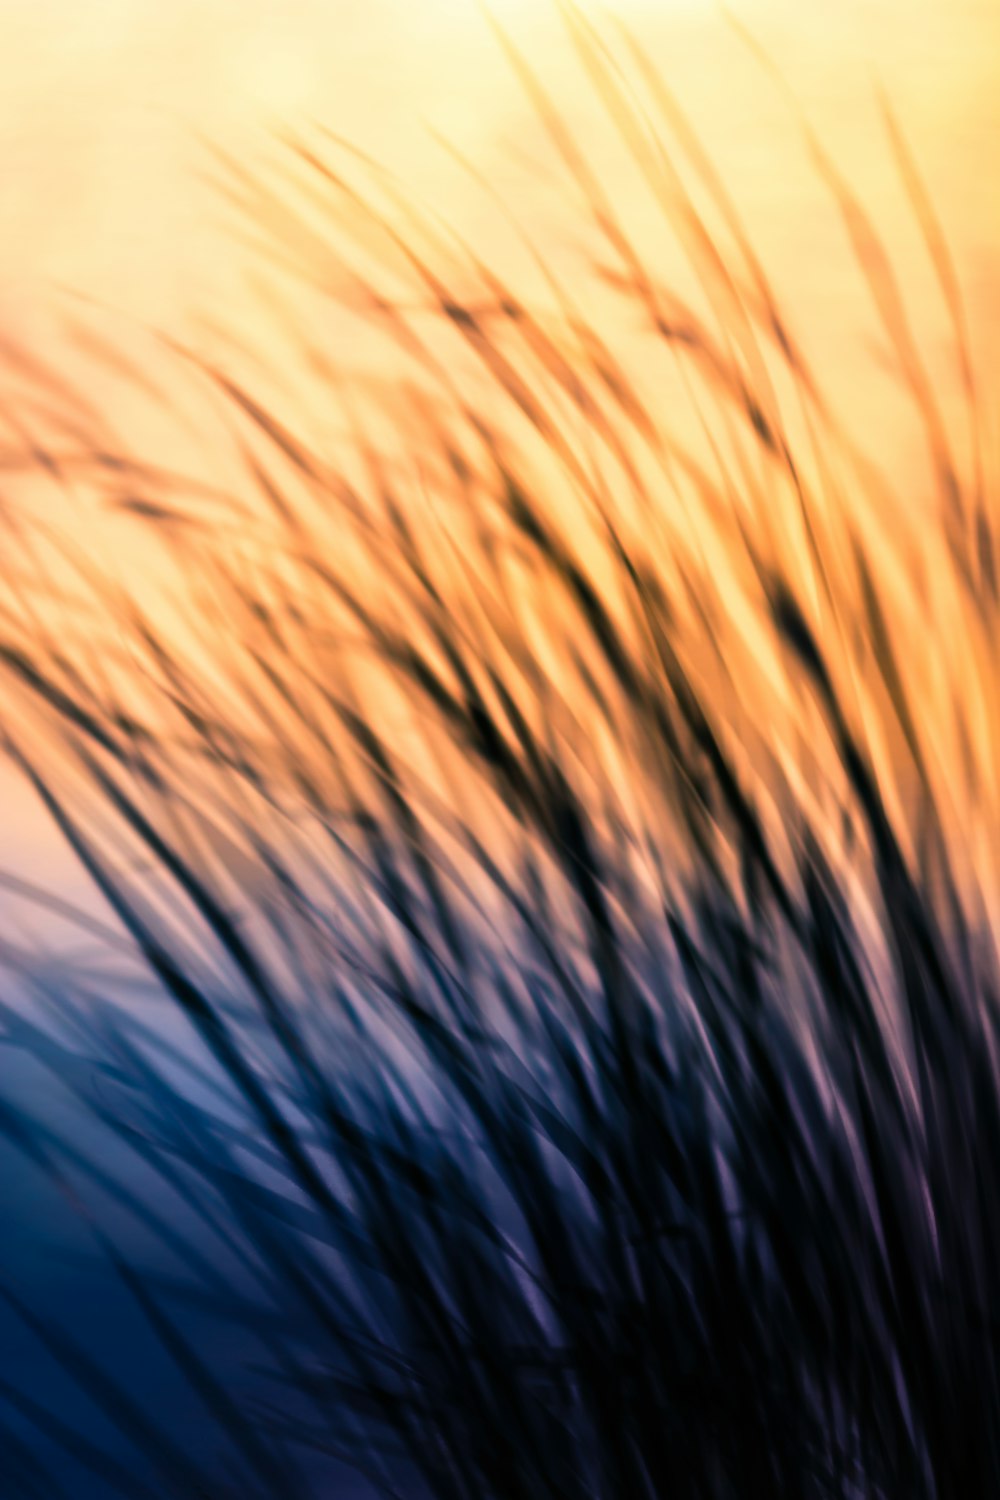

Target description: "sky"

left=0, top=0, right=998, bottom=891
left=0, top=0, right=995, bottom=328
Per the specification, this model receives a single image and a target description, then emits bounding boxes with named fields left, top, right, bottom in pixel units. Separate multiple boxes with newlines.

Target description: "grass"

left=0, top=7, right=998, bottom=1496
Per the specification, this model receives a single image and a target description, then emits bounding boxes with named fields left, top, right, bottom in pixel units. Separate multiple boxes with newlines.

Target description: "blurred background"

left=0, top=7, right=997, bottom=1495
left=0, top=0, right=996, bottom=366
left=2, top=0, right=998, bottom=892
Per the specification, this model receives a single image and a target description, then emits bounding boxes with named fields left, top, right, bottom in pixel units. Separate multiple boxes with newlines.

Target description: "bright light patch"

left=230, top=28, right=320, bottom=117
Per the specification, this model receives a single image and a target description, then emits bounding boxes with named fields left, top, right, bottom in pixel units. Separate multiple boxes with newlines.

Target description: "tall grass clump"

left=1, top=8, right=998, bottom=1497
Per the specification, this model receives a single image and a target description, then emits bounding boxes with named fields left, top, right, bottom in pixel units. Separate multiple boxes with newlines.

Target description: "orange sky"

left=1, top=0, right=998, bottom=903
left=0, top=1, right=996, bottom=331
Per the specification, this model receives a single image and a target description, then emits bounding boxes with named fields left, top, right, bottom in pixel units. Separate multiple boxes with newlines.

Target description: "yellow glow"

left=0, top=1, right=997, bottom=888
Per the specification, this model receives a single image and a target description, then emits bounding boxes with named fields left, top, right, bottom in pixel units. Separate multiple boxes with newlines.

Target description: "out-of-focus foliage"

left=0, top=8, right=998, bottom=1497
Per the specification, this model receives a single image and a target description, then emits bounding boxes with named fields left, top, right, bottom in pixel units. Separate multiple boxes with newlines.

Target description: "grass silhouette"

left=0, top=9, right=998, bottom=1497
